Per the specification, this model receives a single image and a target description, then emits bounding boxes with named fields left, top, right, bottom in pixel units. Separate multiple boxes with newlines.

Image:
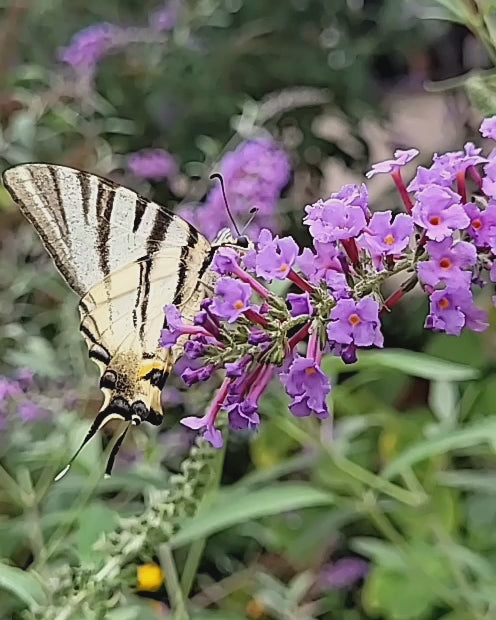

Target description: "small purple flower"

left=212, top=247, right=240, bottom=275
left=281, top=356, right=331, bottom=419
left=210, top=278, right=252, bottom=323
left=483, top=159, right=496, bottom=199
left=432, top=143, right=487, bottom=177
left=184, top=337, right=208, bottom=360
left=227, top=399, right=260, bottom=431
left=331, top=183, right=370, bottom=218
left=408, top=165, right=453, bottom=193
left=127, top=148, right=178, bottom=181
left=358, top=211, right=413, bottom=256
left=366, top=148, right=419, bottom=178
left=225, top=356, right=252, bottom=378
left=181, top=365, right=216, bottom=387
left=181, top=413, right=223, bottom=448
left=59, top=23, right=121, bottom=71
left=304, top=198, right=367, bottom=243
left=418, top=238, right=476, bottom=288
left=250, top=229, right=299, bottom=281
left=161, top=305, right=210, bottom=348
left=320, top=558, right=369, bottom=590
left=426, top=288, right=488, bottom=335
left=480, top=116, right=496, bottom=141
left=328, top=297, right=384, bottom=348
left=298, top=242, right=349, bottom=296
left=412, top=185, right=469, bottom=241
left=287, top=292, right=313, bottom=317
left=464, top=202, right=496, bottom=247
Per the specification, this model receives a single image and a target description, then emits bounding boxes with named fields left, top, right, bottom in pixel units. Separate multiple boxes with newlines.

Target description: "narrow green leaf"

left=170, top=484, right=334, bottom=548
left=0, top=563, right=46, bottom=608
left=382, top=420, right=496, bottom=479
left=322, top=349, right=478, bottom=381
left=436, top=470, right=496, bottom=493
left=351, top=537, right=406, bottom=571
left=429, top=381, right=458, bottom=425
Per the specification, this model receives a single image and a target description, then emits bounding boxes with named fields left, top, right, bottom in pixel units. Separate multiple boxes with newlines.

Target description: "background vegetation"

left=1, top=1, right=496, bottom=619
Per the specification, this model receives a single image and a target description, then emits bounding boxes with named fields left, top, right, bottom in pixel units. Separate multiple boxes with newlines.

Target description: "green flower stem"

left=180, top=427, right=227, bottom=598
left=159, top=544, right=189, bottom=620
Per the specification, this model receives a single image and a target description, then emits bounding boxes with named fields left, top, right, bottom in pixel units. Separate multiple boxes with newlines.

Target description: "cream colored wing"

left=3, top=163, right=215, bottom=474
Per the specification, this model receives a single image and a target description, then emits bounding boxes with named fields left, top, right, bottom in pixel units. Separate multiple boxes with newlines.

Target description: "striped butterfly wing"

left=3, top=163, right=215, bottom=472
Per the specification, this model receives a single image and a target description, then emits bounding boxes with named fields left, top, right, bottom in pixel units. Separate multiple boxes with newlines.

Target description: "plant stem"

left=180, top=429, right=227, bottom=598
left=159, top=544, right=190, bottom=620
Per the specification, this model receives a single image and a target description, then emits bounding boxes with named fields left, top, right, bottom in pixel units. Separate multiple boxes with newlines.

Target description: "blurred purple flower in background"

left=320, top=558, right=369, bottom=590
left=150, top=0, right=181, bottom=32
left=180, top=139, right=291, bottom=239
left=59, top=23, right=122, bottom=73
left=127, top=148, right=179, bottom=181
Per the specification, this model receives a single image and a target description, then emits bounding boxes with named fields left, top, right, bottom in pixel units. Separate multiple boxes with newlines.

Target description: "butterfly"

left=3, top=163, right=246, bottom=477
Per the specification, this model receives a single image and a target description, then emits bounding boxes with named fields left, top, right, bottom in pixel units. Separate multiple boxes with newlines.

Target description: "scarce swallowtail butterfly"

left=3, top=163, right=245, bottom=477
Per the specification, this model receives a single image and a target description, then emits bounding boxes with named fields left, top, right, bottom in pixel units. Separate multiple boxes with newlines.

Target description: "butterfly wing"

left=3, top=163, right=214, bottom=435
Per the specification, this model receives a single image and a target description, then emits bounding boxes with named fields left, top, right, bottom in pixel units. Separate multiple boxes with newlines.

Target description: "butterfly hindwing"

left=3, top=163, right=215, bottom=436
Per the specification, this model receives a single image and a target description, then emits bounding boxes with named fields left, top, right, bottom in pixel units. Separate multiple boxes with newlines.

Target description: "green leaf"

left=170, top=484, right=334, bottom=547
left=363, top=566, right=438, bottom=620
left=351, top=538, right=406, bottom=571
left=0, top=563, right=46, bottom=609
left=429, top=381, right=458, bottom=425
left=466, top=74, right=496, bottom=117
left=382, top=420, right=496, bottom=479
left=76, top=503, right=118, bottom=561
left=436, top=470, right=496, bottom=494
left=322, top=349, right=478, bottom=381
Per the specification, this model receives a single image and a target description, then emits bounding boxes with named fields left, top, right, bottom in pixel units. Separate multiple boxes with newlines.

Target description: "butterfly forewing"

left=2, top=163, right=214, bottom=458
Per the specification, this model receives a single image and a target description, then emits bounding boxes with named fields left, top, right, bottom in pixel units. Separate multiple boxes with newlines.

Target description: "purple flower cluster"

left=127, top=148, right=179, bottom=182
left=180, top=139, right=291, bottom=240
left=158, top=117, right=496, bottom=447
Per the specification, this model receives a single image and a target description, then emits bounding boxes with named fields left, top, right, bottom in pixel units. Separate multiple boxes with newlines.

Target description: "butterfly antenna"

left=241, top=207, right=259, bottom=235
left=210, top=173, right=241, bottom=236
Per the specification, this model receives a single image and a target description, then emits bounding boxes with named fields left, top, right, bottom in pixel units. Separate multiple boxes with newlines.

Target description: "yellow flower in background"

left=137, top=563, right=164, bottom=592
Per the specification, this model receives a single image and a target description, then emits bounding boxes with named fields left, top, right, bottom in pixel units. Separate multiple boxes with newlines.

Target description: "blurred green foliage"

left=2, top=1, right=496, bottom=620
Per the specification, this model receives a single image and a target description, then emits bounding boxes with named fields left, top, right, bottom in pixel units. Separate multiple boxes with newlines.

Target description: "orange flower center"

left=384, top=234, right=395, bottom=246
left=305, top=367, right=317, bottom=375
left=348, top=313, right=361, bottom=326
left=439, top=297, right=450, bottom=310
left=472, top=219, right=482, bottom=230
left=279, top=263, right=289, bottom=273
left=429, top=215, right=442, bottom=226
left=234, top=300, right=244, bottom=310
left=439, top=258, right=452, bottom=270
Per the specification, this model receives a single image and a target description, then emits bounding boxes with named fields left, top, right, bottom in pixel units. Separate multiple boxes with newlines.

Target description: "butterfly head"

left=212, top=227, right=253, bottom=252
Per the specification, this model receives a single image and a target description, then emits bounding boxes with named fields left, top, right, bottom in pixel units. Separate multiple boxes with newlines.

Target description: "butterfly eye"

left=100, top=370, right=117, bottom=389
